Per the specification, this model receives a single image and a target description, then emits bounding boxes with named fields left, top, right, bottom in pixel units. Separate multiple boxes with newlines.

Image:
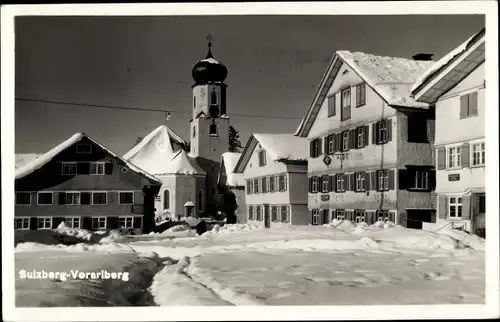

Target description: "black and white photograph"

left=2, top=2, right=498, bottom=321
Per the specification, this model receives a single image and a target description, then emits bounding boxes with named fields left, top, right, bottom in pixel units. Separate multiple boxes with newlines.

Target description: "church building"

left=124, top=36, right=231, bottom=220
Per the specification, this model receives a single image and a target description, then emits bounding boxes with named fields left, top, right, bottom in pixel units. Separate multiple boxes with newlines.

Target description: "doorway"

left=323, top=210, right=330, bottom=225
left=472, top=193, right=485, bottom=238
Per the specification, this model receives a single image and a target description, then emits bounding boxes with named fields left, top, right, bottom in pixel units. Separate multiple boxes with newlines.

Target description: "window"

left=16, top=192, right=31, bottom=205
left=414, top=170, right=429, bottom=189
left=269, top=176, right=276, bottom=192
left=193, top=96, right=196, bottom=108
left=259, top=177, right=267, bottom=193
left=335, top=210, right=345, bottom=220
left=198, top=190, right=203, bottom=211
left=376, top=120, right=390, bottom=144
left=377, top=171, right=389, bottom=191
left=336, top=174, right=346, bottom=192
left=355, top=173, right=366, bottom=192
left=326, top=135, right=335, bottom=154
left=448, top=197, right=463, bottom=219
left=460, top=91, right=478, bottom=118
left=119, top=216, right=134, bottom=229
left=209, top=123, right=218, bottom=136
left=90, top=162, right=106, bottom=175
left=210, top=92, right=218, bottom=105
left=356, top=127, right=365, bottom=148
left=312, top=209, right=320, bottom=225
left=92, top=217, right=107, bottom=230
left=61, top=162, right=77, bottom=175
left=340, top=88, right=351, bottom=121
left=119, top=192, right=134, bottom=205
left=355, top=210, right=366, bottom=223
left=478, top=195, right=486, bottom=213
left=258, top=150, right=266, bottom=166
left=281, top=206, right=289, bottom=223
left=92, top=192, right=107, bottom=205
left=66, top=192, right=81, bottom=205
left=76, top=143, right=92, bottom=154
left=311, top=176, right=319, bottom=193
left=193, top=126, right=196, bottom=138
left=310, top=138, right=322, bottom=158
left=246, top=181, right=253, bottom=194
left=327, top=94, right=336, bottom=117
left=37, top=217, right=52, bottom=229
left=248, top=206, right=254, bottom=220
left=355, top=83, right=366, bottom=107
left=279, top=174, right=287, bottom=192
left=37, top=192, right=53, bottom=205
left=447, top=146, right=461, bottom=168
left=342, top=131, right=349, bottom=151
left=407, top=115, right=428, bottom=143
left=161, top=190, right=170, bottom=210
left=321, top=175, right=329, bottom=193
left=15, top=218, right=30, bottom=230
left=253, top=179, right=260, bottom=193
left=377, top=210, right=395, bottom=223
left=256, top=206, right=262, bottom=221
left=472, top=142, right=485, bottom=166
left=271, top=206, right=278, bottom=221
left=65, top=217, right=81, bottom=229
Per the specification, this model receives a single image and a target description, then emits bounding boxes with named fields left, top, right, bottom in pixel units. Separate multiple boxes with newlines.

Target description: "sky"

left=14, top=14, right=485, bottom=155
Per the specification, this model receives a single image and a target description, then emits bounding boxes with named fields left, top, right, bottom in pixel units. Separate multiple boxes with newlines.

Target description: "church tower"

left=190, top=34, right=230, bottom=216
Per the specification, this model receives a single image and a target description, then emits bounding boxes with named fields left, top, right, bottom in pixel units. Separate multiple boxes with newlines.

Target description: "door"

left=473, top=193, right=486, bottom=238
left=323, top=210, right=330, bottom=225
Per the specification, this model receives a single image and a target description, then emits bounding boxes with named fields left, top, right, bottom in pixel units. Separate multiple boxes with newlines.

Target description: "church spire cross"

left=206, top=33, right=214, bottom=59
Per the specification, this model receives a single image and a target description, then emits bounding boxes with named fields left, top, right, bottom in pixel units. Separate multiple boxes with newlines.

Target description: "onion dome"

left=192, top=35, right=228, bottom=85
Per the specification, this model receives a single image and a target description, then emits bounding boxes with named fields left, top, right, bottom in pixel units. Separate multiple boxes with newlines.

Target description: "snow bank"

left=252, top=133, right=309, bottom=161
left=55, top=222, right=93, bottom=241
left=16, top=241, right=137, bottom=253
left=336, top=220, right=357, bottom=231
left=373, top=227, right=466, bottom=250
left=99, top=230, right=129, bottom=244
left=438, top=228, right=485, bottom=251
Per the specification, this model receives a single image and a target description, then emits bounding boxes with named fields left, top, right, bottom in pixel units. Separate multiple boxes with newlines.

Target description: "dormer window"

left=76, top=143, right=92, bottom=154
left=209, top=123, right=218, bottom=136
left=210, top=92, right=218, bottom=105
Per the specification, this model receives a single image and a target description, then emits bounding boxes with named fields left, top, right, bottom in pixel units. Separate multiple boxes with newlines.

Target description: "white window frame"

left=356, top=83, right=366, bottom=107
left=342, top=131, right=349, bottom=151
left=336, top=174, right=345, bottom=192
left=341, top=88, right=351, bottom=108
left=76, top=143, right=92, bottom=154
left=61, top=162, right=77, bottom=175
left=258, top=150, right=266, bottom=167
left=246, top=181, right=253, bottom=194
left=279, top=174, right=287, bottom=192
left=37, top=217, right=53, bottom=230
left=92, top=216, right=107, bottom=230
left=335, top=210, right=345, bottom=220
left=15, top=217, right=30, bottom=230
left=357, top=127, right=365, bottom=148
left=118, top=216, right=134, bottom=229
left=355, top=210, right=366, bottom=223
left=312, top=209, right=320, bottom=225
left=65, top=216, right=81, bottom=229
left=256, top=206, right=262, bottom=221
left=92, top=191, right=108, bottom=205
left=269, top=176, right=276, bottom=192
left=447, top=145, right=462, bottom=169
left=118, top=191, right=134, bottom=205
left=65, top=191, right=81, bottom=205
left=377, top=121, right=389, bottom=144
left=261, top=177, right=268, bottom=193
left=378, top=171, right=389, bottom=191
left=15, top=192, right=31, bottom=206
left=471, top=142, right=485, bottom=166
left=37, top=192, right=53, bottom=206
left=281, top=205, right=289, bottom=223
left=414, top=170, right=429, bottom=190
left=355, top=173, right=365, bottom=191
left=322, top=176, right=329, bottom=193
left=271, top=206, right=278, bottom=221
left=311, top=177, right=319, bottom=193
left=448, top=197, right=463, bottom=219
left=377, top=210, right=389, bottom=222
left=248, top=206, right=254, bottom=220
left=90, top=162, right=106, bottom=175
left=253, top=179, right=260, bottom=194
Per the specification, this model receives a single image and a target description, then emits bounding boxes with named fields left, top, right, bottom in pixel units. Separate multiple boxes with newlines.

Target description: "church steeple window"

left=209, top=122, right=218, bottom=136
left=210, top=92, right=218, bottom=105
left=193, top=96, right=196, bottom=108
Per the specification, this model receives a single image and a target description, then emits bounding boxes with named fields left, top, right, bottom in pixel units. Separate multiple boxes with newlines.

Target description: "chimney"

left=412, top=53, right=434, bottom=61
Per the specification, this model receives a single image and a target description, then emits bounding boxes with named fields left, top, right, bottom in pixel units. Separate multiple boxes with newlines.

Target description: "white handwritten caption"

left=18, top=269, right=130, bottom=281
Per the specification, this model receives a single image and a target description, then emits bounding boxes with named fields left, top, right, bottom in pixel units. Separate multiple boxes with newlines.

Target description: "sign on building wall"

left=320, top=195, right=330, bottom=202
left=448, top=173, right=460, bottom=181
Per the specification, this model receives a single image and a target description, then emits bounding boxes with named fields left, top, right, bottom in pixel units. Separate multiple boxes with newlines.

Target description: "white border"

left=2, top=2, right=499, bottom=321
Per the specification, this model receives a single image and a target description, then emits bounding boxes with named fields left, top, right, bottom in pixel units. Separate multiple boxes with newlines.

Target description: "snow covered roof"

left=201, top=58, right=220, bottom=64
left=218, top=152, right=244, bottom=187
left=234, top=133, right=308, bottom=173
left=123, top=125, right=204, bottom=176
left=15, top=133, right=162, bottom=185
left=411, top=28, right=486, bottom=101
left=15, top=153, right=42, bottom=169
left=295, top=50, right=435, bottom=137
left=184, top=201, right=195, bottom=207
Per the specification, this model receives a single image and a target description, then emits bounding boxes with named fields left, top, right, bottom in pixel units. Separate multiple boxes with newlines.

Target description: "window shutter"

left=105, top=163, right=113, bottom=175
left=334, top=133, right=341, bottom=152
left=364, top=125, right=369, bottom=147
left=318, top=138, right=323, bottom=155
left=365, top=172, right=370, bottom=190
left=429, top=170, right=436, bottom=191
left=58, top=192, right=66, bottom=205
left=387, top=119, right=393, bottom=142
left=469, top=91, right=478, bottom=115
left=309, top=141, right=314, bottom=157
left=438, top=195, right=447, bottom=219
left=134, top=216, right=142, bottom=229
left=437, top=147, right=446, bottom=170
left=370, top=171, right=377, bottom=191
left=81, top=192, right=91, bottom=205
left=308, top=177, right=312, bottom=193
left=349, top=129, right=356, bottom=149
left=461, top=142, right=470, bottom=168
left=388, top=169, right=395, bottom=190
left=462, top=195, right=471, bottom=220
left=77, top=162, right=90, bottom=175
left=460, top=95, right=468, bottom=119
left=372, top=123, right=377, bottom=144
left=330, top=174, right=336, bottom=192
left=398, top=169, right=409, bottom=190
left=324, top=136, right=329, bottom=154
left=349, top=173, right=356, bottom=191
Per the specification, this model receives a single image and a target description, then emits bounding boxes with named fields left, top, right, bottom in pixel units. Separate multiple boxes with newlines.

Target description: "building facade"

left=217, top=152, right=247, bottom=223
left=295, top=51, right=437, bottom=227
left=233, top=134, right=309, bottom=225
left=411, top=28, right=486, bottom=237
left=15, top=134, right=161, bottom=234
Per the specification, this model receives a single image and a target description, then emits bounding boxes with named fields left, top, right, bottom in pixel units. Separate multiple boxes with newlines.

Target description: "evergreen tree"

left=228, top=125, right=243, bottom=152
left=132, top=136, right=143, bottom=149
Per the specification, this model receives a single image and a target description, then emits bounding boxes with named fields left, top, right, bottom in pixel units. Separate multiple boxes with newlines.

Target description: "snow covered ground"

left=14, top=221, right=485, bottom=307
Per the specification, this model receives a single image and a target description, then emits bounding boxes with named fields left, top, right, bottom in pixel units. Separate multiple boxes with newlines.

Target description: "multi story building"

left=15, top=133, right=161, bottom=233
left=295, top=50, right=437, bottom=228
left=411, top=28, right=486, bottom=237
left=233, top=134, right=309, bottom=225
